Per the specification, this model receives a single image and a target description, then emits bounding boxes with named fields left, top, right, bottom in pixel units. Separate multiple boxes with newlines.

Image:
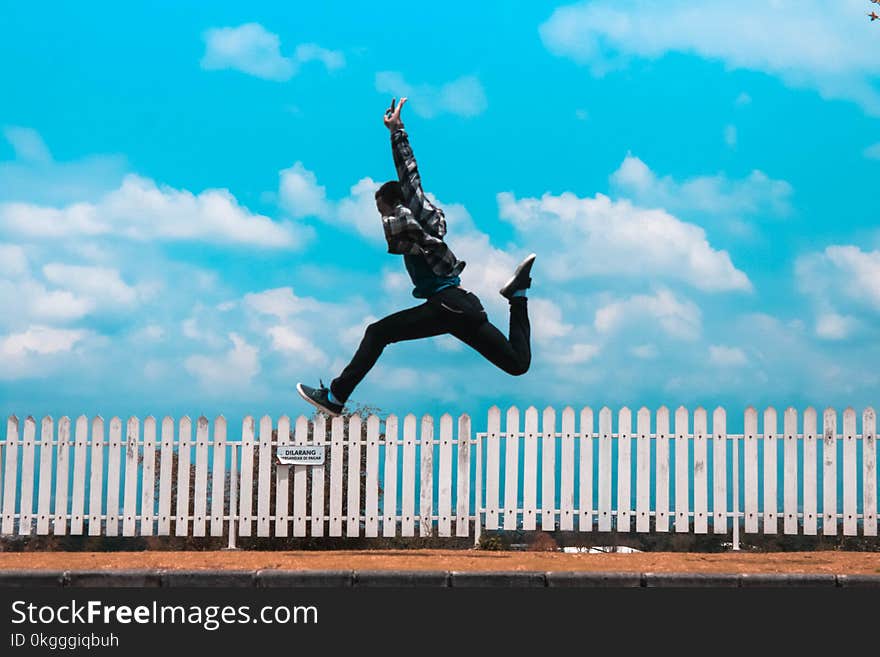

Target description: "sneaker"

left=499, top=253, right=536, bottom=299
left=296, top=381, right=343, bottom=417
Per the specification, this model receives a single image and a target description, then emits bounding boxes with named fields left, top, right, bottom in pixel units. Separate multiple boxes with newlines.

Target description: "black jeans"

left=331, top=286, right=530, bottom=403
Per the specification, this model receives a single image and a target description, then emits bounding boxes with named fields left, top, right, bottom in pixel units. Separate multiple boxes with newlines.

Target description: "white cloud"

left=497, top=190, right=751, bottom=292
left=375, top=72, right=488, bottom=118
left=243, top=287, right=321, bottom=320
left=797, top=245, right=880, bottom=310
left=185, top=333, right=260, bottom=390
left=595, top=289, right=701, bottom=341
left=531, top=298, right=573, bottom=342
left=709, top=345, right=747, bottom=367
left=3, top=126, right=51, bottom=163
left=278, top=162, right=330, bottom=219
left=201, top=24, right=343, bottom=81
left=42, top=263, right=138, bottom=306
left=610, top=154, right=792, bottom=219
left=546, top=342, right=600, bottom=365
left=294, top=43, right=345, bottom=70
left=0, top=174, right=309, bottom=248
left=815, top=312, right=858, bottom=340
left=539, top=1, right=880, bottom=114
left=724, top=125, right=737, bottom=148
left=631, top=344, right=658, bottom=359
left=0, top=243, right=27, bottom=277
left=1, top=325, right=88, bottom=356
left=267, top=325, right=326, bottom=365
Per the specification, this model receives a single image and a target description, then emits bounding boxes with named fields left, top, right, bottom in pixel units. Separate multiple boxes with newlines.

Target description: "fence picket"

left=329, top=415, right=345, bottom=537
left=19, top=416, right=37, bottom=536
left=53, top=416, right=71, bottom=536
left=256, top=416, right=272, bottom=537
left=123, top=417, right=141, bottom=537
left=401, top=414, right=416, bottom=537
left=347, top=415, right=363, bottom=537
left=560, top=407, right=575, bottom=532
left=823, top=408, right=837, bottom=536
left=88, top=417, right=104, bottom=536
left=157, top=417, right=174, bottom=536
left=675, top=407, right=689, bottom=533
left=598, top=407, right=612, bottom=532
left=763, top=408, right=778, bottom=535
left=310, top=416, right=326, bottom=537
left=744, top=408, right=758, bottom=534
left=292, top=416, right=308, bottom=538
left=542, top=407, right=557, bottom=531
left=70, top=415, right=88, bottom=535
left=863, top=408, right=877, bottom=537
left=485, top=408, right=500, bottom=531
left=617, top=408, right=632, bottom=533
left=36, top=416, right=54, bottom=535
left=636, top=408, right=650, bottom=533
left=2, top=416, right=19, bottom=535
left=141, top=417, right=157, bottom=536
left=383, top=415, right=398, bottom=537
left=712, top=408, right=727, bottom=534
left=211, top=416, right=227, bottom=537
left=418, top=415, right=432, bottom=537
left=275, top=416, right=291, bottom=538
left=437, top=414, right=453, bottom=537
left=236, top=416, right=254, bottom=538
left=692, top=408, right=707, bottom=534
left=783, top=408, right=798, bottom=535
left=843, top=408, right=857, bottom=536
left=192, top=416, right=210, bottom=537
left=655, top=407, right=670, bottom=532
left=366, top=414, right=381, bottom=537
left=106, top=417, right=122, bottom=537
left=803, top=408, right=818, bottom=535
left=456, top=415, right=471, bottom=537
left=579, top=407, right=594, bottom=532
left=507, top=407, right=523, bottom=530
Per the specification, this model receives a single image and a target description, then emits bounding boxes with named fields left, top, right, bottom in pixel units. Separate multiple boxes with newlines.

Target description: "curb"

left=1, top=570, right=879, bottom=588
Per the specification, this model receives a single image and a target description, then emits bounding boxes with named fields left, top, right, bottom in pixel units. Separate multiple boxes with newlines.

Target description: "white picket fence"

left=0, top=406, right=877, bottom=546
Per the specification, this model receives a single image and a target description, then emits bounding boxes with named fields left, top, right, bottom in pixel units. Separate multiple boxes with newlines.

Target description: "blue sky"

left=2, top=1, right=880, bottom=430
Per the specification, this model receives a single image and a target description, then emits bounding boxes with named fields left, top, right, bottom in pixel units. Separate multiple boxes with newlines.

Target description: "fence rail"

left=1, top=406, right=877, bottom=546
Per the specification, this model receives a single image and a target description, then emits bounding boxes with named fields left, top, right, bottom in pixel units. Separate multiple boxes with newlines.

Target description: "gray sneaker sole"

left=500, top=253, right=536, bottom=297
left=296, top=383, right=342, bottom=417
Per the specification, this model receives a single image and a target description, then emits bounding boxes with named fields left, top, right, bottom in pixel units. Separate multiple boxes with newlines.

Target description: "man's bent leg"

left=452, top=298, right=531, bottom=375
left=331, top=302, right=448, bottom=403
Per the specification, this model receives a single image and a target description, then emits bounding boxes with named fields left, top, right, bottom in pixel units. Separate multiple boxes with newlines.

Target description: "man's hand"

left=384, top=97, right=407, bottom=131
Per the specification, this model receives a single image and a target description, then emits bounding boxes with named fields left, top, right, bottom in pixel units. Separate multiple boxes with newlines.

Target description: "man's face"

left=375, top=196, right=394, bottom=216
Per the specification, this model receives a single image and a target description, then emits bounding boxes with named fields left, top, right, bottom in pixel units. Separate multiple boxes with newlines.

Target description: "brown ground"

left=0, top=550, right=879, bottom=574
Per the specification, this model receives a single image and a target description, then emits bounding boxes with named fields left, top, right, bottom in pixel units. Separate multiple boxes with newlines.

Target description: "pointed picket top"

left=507, top=406, right=521, bottom=438
left=618, top=407, right=632, bottom=436
left=674, top=406, right=689, bottom=435
left=579, top=406, right=594, bottom=437
left=161, top=415, right=173, bottom=426
left=419, top=414, right=433, bottom=430
left=823, top=408, right=837, bottom=439
left=763, top=407, right=777, bottom=434
left=637, top=407, right=650, bottom=436
left=782, top=407, right=797, bottom=439
left=864, top=408, right=876, bottom=438
left=143, top=414, right=155, bottom=423
left=457, top=413, right=471, bottom=436
left=404, top=412, right=417, bottom=424
left=487, top=406, right=501, bottom=436
left=368, top=413, right=382, bottom=441
left=295, top=415, right=308, bottom=438
left=598, top=407, right=612, bottom=437
left=6, top=415, right=18, bottom=431
left=40, top=414, right=52, bottom=424
left=712, top=407, right=726, bottom=436
left=561, top=407, right=575, bottom=438
left=694, top=408, right=707, bottom=436
left=440, top=412, right=453, bottom=424
left=656, top=406, right=670, bottom=437
left=488, top=404, right=500, bottom=416
left=542, top=406, right=555, bottom=434
left=524, top=404, right=538, bottom=415
left=843, top=407, right=856, bottom=440
left=562, top=405, right=574, bottom=416
left=7, top=414, right=18, bottom=424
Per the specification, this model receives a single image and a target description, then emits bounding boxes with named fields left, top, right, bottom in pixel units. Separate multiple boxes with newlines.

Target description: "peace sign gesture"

left=383, top=96, right=407, bottom=131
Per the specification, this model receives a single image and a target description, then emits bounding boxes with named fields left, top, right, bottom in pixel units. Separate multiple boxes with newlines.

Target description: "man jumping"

left=297, top=97, right=535, bottom=416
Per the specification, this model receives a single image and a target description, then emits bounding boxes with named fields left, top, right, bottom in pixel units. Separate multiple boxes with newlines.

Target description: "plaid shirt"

left=382, top=128, right=466, bottom=277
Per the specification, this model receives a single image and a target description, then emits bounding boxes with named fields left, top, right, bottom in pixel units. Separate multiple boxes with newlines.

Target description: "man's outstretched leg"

left=452, top=253, right=534, bottom=375
left=297, top=302, right=449, bottom=416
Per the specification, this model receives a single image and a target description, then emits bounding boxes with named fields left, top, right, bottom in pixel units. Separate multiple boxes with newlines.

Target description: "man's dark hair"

left=375, top=180, right=404, bottom=206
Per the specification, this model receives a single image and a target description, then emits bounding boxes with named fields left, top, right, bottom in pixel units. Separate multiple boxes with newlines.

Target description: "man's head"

left=375, top=181, right=403, bottom=216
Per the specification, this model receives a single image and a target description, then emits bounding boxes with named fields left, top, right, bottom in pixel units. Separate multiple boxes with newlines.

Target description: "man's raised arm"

left=383, top=97, right=447, bottom=238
